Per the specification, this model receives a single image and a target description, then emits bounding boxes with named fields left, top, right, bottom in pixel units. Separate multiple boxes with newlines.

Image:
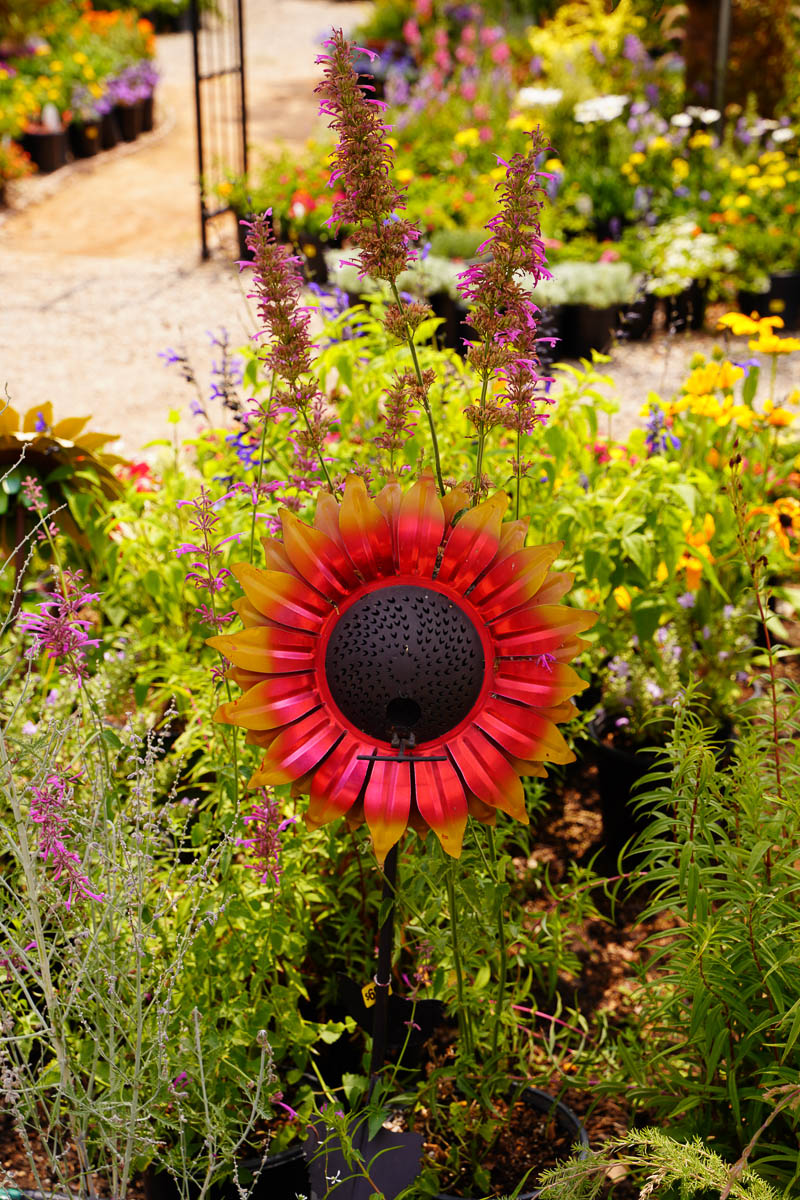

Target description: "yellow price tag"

left=361, top=980, right=392, bottom=1008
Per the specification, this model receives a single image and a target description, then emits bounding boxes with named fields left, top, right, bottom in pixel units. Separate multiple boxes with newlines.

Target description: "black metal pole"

left=189, top=0, right=208, bottom=260
left=236, top=0, right=248, bottom=179
left=368, top=844, right=398, bottom=1090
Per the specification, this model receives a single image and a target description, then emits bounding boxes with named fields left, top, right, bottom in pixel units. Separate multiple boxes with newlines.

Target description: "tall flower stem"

left=472, top=369, right=492, bottom=501
left=248, top=376, right=277, bottom=563
left=446, top=859, right=474, bottom=1057
left=368, top=842, right=399, bottom=1090
left=486, top=827, right=508, bottom=1059
left=389, top=282, right=445, bottom=495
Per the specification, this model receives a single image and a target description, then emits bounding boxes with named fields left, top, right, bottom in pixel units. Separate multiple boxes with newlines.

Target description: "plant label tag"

left=361, top=980, right=392, bottom=1008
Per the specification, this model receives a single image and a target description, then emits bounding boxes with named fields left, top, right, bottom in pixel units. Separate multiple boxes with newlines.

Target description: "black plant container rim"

left=434, top=1086, right=589, bottom=1200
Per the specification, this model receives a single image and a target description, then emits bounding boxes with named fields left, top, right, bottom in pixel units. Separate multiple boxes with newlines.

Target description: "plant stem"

left=472, top=369, right=492, bottom=502
left=249, top=376, right=277, bottom=563
left=389, top=281, right=445, bottom=495
left=486, top=827, right=508, bottom=1060
left=445, top=859, right=474, bottom=1057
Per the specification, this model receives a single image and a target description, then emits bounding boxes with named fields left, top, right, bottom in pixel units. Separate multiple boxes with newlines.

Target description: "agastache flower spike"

left=245, top=213, right=336, bottom=495
left=18, top=569, right=101, bottom=685
left=30, top=772, right=105, bottom=910
left=175, top=486, right=239, bottom=630
left=314, top=30, right=420, bottom=285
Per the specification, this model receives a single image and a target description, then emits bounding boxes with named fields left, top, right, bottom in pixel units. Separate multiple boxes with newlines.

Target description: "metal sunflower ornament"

left=210, top=473, right=594, bottom=864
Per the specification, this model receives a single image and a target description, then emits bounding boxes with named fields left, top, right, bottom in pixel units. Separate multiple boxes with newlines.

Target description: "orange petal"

left=0, top=403, right=21, bottom=436
left=498, top=517, right=530, bottom=556
left=375, top=479, right=403, bottom=528
left=314, top=491, right=343, bottom=544
left=447, top=729, right=528, bottom=822
left=261, top=534, right=297, bottom=575
left=437, top=491, right=509, bottom=590
left=533, top=571, right=574, bottom=605
left=470, top=544, right=562, bottom=621
left=230, top=563, right=330, bottom=632
left=493, top=660, right=587, bottom=708
left=75, top=431, right=119, bottom=450
left=338, top=476, right=394, bottom=579
left=414, top=758, right=468, bottom=858
left=228, top=665, right=267, bottom=692
left=307, top=736, right=372, bottom=827
left=396, top=472, right=445, bottom=576
left=207, top=624, right=316, bottom=674
left=492, top=604, right=596, bottom=657
left=363, top=758, right=412, bottom=864
left=232, top=595, right=270, bottom=628
left=214, top=674, right=319, bottom=730
left=249, top=710, right=342, bottom=787
left=245, top=728, right=280, bottom=751
left=466, top=792, right=497, bottom=825
left=475, top=695, right=574, bottom=764
left=441, top=486, right=470, bottom=531
left=280, top=508, right=360, bottom=598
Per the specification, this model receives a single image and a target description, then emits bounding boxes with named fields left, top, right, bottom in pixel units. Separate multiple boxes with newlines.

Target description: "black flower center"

left=324, top=584, right=486, bottom=744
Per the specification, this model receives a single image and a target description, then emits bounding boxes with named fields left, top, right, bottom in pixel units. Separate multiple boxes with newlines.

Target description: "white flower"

left=772, top=127, right=796, bottom=143
left=686, top=105, right=704, bottom=118
left=573, top=93, right=628, bottom=124
left=516, top=86, right=563, bottom=108
left=753, top=118, right=779, bottom=135
left=699, top=108, right=721, bottom=124
left=670, top=112, right=692, bottom=128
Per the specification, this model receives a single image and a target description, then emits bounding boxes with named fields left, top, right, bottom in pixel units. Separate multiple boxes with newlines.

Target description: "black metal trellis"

left=190, top=0, right=248, bottom=260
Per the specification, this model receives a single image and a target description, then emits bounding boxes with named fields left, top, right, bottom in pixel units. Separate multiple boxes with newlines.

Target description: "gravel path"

left=0, top=1, right=795, bottom=459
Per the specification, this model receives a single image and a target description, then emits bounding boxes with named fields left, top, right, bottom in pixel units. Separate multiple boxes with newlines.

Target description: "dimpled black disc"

left=324, top=584, right=485, bottom=744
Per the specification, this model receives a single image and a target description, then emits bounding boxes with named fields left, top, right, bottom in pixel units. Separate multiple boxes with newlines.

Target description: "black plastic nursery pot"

left=21, top=129, right=67, bottom=173
left=100, top=110, right=120, bottom=150
left=767, top=269, right=800, bottom=331
left=737, top=286, right=772, bottom=320
left=290, top=233, right=329, bottom=284
left=116, top=100, right=144, bottom=143
left=664, top=280, right=707, bottom=332
left=434, top=1088, right=590, bottom=1200
left=584, top=713, right=659, bottom=862
left=141, top=93, right=155, bottom=133
left=143, top=1147, right=310, bottom=1200
left=68, top=120, right=101, bottom=159
left=618, top=294, right=656, bottom=341
left=561, top=303, right=617, bottom=359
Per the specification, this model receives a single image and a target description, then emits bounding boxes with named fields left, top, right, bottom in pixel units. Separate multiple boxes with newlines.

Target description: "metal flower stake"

left=209, top=29, right=596, bottom=1198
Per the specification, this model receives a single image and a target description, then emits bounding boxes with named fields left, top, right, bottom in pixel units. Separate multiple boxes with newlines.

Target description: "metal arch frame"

left=190, top=0, right=248, bottom=260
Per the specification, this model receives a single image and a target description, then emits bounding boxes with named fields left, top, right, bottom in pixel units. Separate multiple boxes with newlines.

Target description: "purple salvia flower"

left=237, top=789, right=296, bottom=887
left=30, top=773, right=104, bottom=910
left=18, top=569, right=101, bottom=685
left=175, top=486, right=239, bottom=630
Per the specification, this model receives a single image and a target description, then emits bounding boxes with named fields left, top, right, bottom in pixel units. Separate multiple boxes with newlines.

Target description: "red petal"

left=447, top=729, right=527, bottom=822
left=363, top=758, right=412, bottom=864
left=476, top=696, right=574, bottom=764
left=493, top=660, right=586, bottom=708
left=207, top=625, right=316, bottom=674
left=470, top=544, right=561, bottom=622
left=215, top=674, right=319, bottom=730
left=231, top=563, right=330, bottom=632
left=492, top=604, right=596, bottom=656
left=338, top=476, right=394, bottom=579
left=414, top=758, right=468, bottom=857
left=250, top=710, right=342, bottom=786
left=307, top=736, right=371, bottom=826
left=396, top=472, right=445, bottom=576
left=280, top=508, right=360, bottom=598
left=437, top=491, right=509, bottom=590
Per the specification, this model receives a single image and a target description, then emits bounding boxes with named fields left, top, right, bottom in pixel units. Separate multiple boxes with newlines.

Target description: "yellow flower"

left=613, top=585, right=632, bottom=612
left=73, top=51, right=87, bottom=63
left=385, top=136, right=398, bottom=149
left=685, top=363, right=722, bottom=395
left=629, top=151, right=645, bottom=165
left=749, top=333, right=800, bottom=355
left=395, top=167, right=413, bottom=184
left=680, top=554, right=705, bottom=591
left=656, top=561, right=669, bottom=584
left=718, top=156, right=730, bottom=170
left=684, top=513, right=715, bottom=547
left=748, top=497, right=800, bottom=560
left=730, top=165, right=746, bottom=181
left=490, top=165, right=506, bottom=181
left=689, top=131, right=712, bottom=149
left=717, top=311, right=765, bottom=336
left=648, top=135, right=670, bottom=152
left=506, top=114, right=529, bottom=132
left=544, top=157, right=563, bottom=172
left=717, top=361, right=744, bottom=390
left=672, top=157, right=689, bottom=179
left=454, top=127, right=480, bottom=148
left=787, top=170, right=800, bottom=183
left=763, top=400, right=795, bottom=426
left=730, top=405, right=754, bottom=430
left=745, top=163, right=759, bottom=176
left=51, top=60, right=62, bottom=72
left=734, top=194, right=750, bottom=208
left=84, top=65, right=95, bottom=79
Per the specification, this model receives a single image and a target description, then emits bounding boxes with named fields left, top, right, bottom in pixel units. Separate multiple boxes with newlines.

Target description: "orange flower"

left=749, top=497, right=800, bottom=559
left=210, top=475, right=594, bottom=862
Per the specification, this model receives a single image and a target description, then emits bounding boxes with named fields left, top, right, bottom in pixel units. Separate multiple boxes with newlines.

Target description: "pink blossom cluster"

left=18, top=569, right=101, bottom=685
left=175, top=486, right=241, bottom=630
left=29, top=772, right=104, bottom=910
left=236, top=789, right=296, bottom=887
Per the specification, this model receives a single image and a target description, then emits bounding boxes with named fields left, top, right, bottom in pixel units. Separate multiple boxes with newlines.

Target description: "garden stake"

left=368, top=841, right=398, bottom=1093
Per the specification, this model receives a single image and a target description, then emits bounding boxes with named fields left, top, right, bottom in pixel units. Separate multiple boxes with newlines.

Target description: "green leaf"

left=2, top=471, right=22, bottom=495
left=101, top=728, right=122, bottom=750
left=670, top=482, right=697, bottom=515
left=742, top=365, right=760, bottom=408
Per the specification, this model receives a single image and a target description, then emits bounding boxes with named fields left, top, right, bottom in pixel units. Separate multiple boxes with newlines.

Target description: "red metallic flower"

left=210, top=475, right=594, bottom=863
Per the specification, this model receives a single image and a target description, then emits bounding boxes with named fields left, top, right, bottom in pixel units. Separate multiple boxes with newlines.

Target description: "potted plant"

left=551, top=260, right=638, bottom=358
left=0, top=134, right=33, bottom=203
left=639, top=216, right=736, bottom=332
left=21, top=101, right=69, bottom=173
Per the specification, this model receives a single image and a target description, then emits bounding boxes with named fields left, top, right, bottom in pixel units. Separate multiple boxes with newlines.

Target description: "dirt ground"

left=0, top=0, right=796, bottom=459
